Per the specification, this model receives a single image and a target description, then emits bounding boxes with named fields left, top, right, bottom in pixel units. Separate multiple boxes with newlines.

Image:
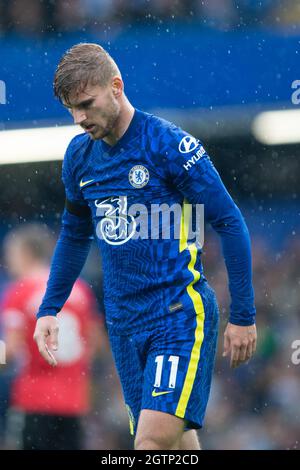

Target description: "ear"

left=112, top=76, right=123, bottom=97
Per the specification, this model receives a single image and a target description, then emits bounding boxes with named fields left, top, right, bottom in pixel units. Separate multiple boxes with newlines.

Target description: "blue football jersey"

left=60, top=108, right=255, bottom=334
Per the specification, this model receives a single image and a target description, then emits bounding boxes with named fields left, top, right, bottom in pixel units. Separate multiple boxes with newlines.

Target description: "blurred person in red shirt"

left=1, top=223, right=102, bottom=450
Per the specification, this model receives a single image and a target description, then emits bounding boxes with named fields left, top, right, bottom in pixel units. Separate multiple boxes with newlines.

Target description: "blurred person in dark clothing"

left=1, top=223, right=102, bottom=450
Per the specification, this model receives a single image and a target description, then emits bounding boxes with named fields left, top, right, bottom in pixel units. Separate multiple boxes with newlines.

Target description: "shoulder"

left=63, top=132, right=92, bottom=175
left=68, top=132, right=90, bottom=151
left=144, top=112, right=208, bottom=170
left=64, top=132, right=90, bottom=165
left=144, top=113, right=195, bottom=154
left=143, top=113, right=213, bottom=183
left=145, top=112, right=177, bottom=138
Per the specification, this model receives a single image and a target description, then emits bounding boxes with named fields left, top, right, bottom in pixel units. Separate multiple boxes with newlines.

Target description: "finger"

left=49, top=326, right=59, bottom=351
left=238, top=342, right=248, bottom=362
left=230, top=344, right=241, bottom=368
left=246, top=342, right=253, bottom=361
left=35, top=334, right=57, bottom=366
left=223, top=333, right=230, bottom=357
left=252, top=337, right=257, bottom=354
left=45, top=344, right=58, bottom=367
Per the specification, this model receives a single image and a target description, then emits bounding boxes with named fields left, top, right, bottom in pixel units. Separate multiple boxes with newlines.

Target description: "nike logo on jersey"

left=152, top=389, right=174, bottom=397
left=80, top=178, right=94, bottom=188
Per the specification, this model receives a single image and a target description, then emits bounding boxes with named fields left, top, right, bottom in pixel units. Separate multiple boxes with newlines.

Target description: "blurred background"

left=0, top=0, right=300, bottom=450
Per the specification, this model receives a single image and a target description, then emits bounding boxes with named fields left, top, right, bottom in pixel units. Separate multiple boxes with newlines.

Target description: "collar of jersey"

left=98, top=108, right=143, bottom=156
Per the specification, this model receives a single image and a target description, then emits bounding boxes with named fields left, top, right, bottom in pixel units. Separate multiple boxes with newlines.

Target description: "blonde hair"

left=54, top=43, right=121, bottom=105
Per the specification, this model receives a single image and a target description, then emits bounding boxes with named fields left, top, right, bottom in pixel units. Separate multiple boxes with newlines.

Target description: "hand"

left=33, top=316, right=59, bottom=366
left=223, top=322, right=257, bottom=368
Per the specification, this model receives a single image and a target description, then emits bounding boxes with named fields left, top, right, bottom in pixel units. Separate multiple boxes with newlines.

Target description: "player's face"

left=64, top=81, right=121, bottom=140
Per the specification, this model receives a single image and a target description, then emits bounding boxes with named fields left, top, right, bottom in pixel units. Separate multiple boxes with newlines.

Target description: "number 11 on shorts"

left=154, top=355, right=179, bottom=389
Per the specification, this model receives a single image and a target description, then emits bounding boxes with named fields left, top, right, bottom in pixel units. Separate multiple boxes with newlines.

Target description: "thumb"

left=223, top=333, right=230, bottom=357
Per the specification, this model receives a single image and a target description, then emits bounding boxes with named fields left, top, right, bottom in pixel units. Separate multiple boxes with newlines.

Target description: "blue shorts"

left=108, top=284, right=219, bottom=435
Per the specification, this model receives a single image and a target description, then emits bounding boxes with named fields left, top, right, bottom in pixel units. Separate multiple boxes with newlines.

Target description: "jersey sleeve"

left=62, top=141, right=86, bottom=205
left=157, top=123, right=256, bottom=326
left=37, top=139, right=94, bottom=319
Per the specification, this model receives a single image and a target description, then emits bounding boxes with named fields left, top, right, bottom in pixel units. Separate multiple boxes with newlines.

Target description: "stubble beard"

left=92, top=101, right=120, bottom=141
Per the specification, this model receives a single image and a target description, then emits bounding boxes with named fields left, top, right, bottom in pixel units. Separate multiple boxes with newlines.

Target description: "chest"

left=78, top=143, right=174, bottom=205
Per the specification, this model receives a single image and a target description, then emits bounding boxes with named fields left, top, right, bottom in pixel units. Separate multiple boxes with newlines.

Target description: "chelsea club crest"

left=129, top=165, right=150, bottom=188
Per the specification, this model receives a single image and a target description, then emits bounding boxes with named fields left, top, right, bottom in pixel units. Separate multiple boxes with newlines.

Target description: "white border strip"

left=0, top=125, right=81, bottom=164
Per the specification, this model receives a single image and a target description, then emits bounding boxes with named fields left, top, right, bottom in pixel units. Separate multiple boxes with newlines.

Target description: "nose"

left=73, top=109, right=87, bottom=125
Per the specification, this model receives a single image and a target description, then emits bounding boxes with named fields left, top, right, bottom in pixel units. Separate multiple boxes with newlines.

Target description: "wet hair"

left=54, top=42, right=121, bottom=105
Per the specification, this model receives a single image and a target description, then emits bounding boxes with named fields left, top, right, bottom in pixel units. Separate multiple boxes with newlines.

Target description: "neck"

left=102, top=97, right=135, bottom=147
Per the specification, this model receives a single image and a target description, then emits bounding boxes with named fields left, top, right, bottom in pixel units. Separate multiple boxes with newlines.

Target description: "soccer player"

left=34, top=43, right=257, bottom=450
left=1, top=223, right=101, bottom=450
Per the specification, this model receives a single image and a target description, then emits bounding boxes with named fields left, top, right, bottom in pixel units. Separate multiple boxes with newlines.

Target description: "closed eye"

left=65, top=98, right=94, bottom=113
left=78, top=99, right=94, bottom=110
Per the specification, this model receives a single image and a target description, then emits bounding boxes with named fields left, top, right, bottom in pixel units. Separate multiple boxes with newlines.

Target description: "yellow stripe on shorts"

left=126, top=404, right=135, bottom=436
